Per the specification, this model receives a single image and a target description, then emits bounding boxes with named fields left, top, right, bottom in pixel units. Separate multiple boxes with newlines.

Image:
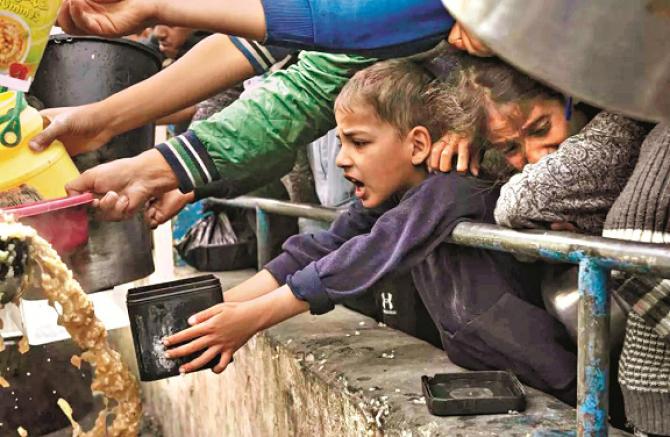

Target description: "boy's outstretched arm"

left=284, top=174, right=491, bottom=315
left=224, top=269, right=280, bottom=303
left=164, top=285, right=309, bottom=374
left=162, top=199, right=386, bottom=373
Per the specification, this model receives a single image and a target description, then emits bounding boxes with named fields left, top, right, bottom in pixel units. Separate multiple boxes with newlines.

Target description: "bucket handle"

left=0, top=87, right=26, bottom=147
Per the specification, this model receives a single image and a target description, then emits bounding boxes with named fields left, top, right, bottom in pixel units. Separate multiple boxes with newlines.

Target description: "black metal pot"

left=30, top=35, right=162, bottom=292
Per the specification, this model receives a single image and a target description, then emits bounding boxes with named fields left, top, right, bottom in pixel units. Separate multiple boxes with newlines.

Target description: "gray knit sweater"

left=494, top=113, right=670, bottom=432
left=604, top=124, right=670, bottom=435
left=495, top=112, right=649, bottom=234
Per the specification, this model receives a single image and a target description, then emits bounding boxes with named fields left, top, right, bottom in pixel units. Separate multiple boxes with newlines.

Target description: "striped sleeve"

left=229, top=36, right=296, bottom=75
left=155, top=130, right=220, bottom=193
left=612, top=273, right=670, bottom=343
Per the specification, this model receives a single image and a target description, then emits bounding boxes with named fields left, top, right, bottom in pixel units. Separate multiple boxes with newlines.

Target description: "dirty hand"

left=66, top=149, right=179, bottom=221
left=58, top=0, right=158, bottom=37
left=164, top=285, right=309, bottom=374
left=145, top=190, right=194, bottom=229
left=448, top=22, right=495, bottom=57
left=428, top=132, right=479, bottom=175
left=29, top=105, right=115, bottom=156
left=163, top=301, right=260, bottom=374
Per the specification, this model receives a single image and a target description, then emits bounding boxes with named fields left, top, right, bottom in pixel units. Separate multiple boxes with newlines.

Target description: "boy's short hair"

left=335, top=59, right=448, bottom=141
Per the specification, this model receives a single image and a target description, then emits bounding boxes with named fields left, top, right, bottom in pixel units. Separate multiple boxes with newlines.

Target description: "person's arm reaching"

left=30, top=34, right=255, bottom=155
left=65, top=148, right=179, bottom=220
left=58, top=0, right=267, bottom=40
left=264, top=200, right=385, bottom=285
left=494, top=112, right=651, bottom=235
left=284, top=174, right=489, bottom=315
left=64, top=51, right=375, bottom=221
left=59, top=0, right=454, bottom=57
left=164, top=284, right=309, bottom=374
left=193, top=201, right=384, bottom=303
left=161, top=200, right=384, bottom=374
left=155, top=51, right=376, bottom=194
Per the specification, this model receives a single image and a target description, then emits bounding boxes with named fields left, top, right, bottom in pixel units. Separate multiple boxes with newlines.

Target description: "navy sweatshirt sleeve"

left=261, top=0, right=454, bottom=58
left=275, top=173, right=491, bottom=314
left=265, top=201, right=386, bottom=285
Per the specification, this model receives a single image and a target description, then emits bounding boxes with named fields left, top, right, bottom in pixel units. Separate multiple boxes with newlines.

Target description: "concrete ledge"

left=136, top=270, right=628, bottom=436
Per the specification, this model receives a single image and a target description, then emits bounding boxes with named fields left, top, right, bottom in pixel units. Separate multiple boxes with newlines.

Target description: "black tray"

left=421, top=371, right=526, bottom=416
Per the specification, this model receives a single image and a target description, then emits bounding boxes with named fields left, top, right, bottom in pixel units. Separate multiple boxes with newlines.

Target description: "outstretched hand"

left=164, top=285, right=310, bottom=374
left=58, top=0, right=158, bottom=37
left=30, top=106, right=115, bottom=156
left=163, top=302, right=260, bottom=374
left=66, top=149, right=179, bottom=221
left=428, top=132, right=480, bottom=176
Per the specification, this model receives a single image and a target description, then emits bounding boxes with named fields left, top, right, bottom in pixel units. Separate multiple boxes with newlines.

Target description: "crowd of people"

left=32, top=0, right=669, bottom=434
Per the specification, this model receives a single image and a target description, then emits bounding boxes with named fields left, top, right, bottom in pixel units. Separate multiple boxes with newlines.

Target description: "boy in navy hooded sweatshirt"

left=164, top=59, right=577, bottom=404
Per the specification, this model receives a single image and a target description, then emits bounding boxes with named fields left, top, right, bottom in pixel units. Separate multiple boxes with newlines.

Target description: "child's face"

left=153, top=26, right=193, bottom=59
left=486, top=98, right=583, bottom=170
left=335, top=103, right=428, bottom=208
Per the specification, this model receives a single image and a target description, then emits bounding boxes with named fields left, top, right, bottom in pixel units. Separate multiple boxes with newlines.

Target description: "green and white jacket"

left=155, top=51, right=376, bottom=195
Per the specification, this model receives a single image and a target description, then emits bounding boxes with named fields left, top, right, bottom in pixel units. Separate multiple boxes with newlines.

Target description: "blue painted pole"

left=577, top=258, right=611, bottom=437
left=255, top=207, right=273, bottom=270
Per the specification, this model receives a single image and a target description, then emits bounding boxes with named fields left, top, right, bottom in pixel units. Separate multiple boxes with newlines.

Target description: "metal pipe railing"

left=211, top=196, right=670, bottom=436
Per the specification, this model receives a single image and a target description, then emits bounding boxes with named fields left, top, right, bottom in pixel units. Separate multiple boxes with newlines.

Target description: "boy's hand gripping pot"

left=0, top=0, right=62, bottom=91
left=0, top=89, right=80, bottom=206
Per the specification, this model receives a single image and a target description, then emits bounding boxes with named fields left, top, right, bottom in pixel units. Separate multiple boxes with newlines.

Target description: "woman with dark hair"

left=425, top=54, right=651, bottom=429
left=431, top=55, right=667, bottom=433
left=425, top=54, right=648, bottom=236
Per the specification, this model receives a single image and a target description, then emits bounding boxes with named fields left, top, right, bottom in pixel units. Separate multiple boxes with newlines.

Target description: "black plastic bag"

left=176, top=212, right=256, bottom=271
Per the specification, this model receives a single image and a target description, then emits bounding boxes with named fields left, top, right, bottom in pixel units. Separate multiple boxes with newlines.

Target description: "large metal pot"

left=542, top=266, right=627, bottom=350
left=30, top=35, right=162, bottom=292
left=444, top=0, right=670, bottom=123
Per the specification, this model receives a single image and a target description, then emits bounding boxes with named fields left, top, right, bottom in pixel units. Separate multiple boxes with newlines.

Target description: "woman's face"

left=485, top=98, right=576, bottom=170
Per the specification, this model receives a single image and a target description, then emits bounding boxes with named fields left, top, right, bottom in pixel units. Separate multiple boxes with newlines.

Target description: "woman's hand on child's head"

left=428, top=132, right=480, bottom=176
left=163, top=301, right=262, bottom=374
left=448, top=22, right=495, bottom=57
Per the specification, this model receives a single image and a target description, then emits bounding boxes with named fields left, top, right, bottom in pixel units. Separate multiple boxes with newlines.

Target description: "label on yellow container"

left=0, top=0, right=63, bottom=92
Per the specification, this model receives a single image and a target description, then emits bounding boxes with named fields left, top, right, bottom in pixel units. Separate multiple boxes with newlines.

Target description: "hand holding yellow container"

left=0, top=0, right=63, bottom=91
left=0, top=90, right=80, bottom=205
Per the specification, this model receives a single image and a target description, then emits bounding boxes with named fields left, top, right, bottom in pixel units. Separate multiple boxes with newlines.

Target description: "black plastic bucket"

left=127, top=275, right=224, bottom=381
left=31, top=35, right=162, bottom=170
left=30, top=35, right=162, bottom=293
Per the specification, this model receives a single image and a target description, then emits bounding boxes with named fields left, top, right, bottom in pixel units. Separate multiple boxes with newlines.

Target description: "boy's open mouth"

left=345, top=175, right=366, bottom=198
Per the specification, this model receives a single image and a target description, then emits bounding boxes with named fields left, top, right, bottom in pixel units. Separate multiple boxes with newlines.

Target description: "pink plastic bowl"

left=4, top=193, right=94, bottom=254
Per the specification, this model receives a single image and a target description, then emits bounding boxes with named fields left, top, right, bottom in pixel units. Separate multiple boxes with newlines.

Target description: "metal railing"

left=208, top=195, right=670, bottom=437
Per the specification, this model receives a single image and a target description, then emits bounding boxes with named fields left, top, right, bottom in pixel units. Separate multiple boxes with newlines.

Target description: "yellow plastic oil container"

left=0, top=90, right=79, bottom=203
